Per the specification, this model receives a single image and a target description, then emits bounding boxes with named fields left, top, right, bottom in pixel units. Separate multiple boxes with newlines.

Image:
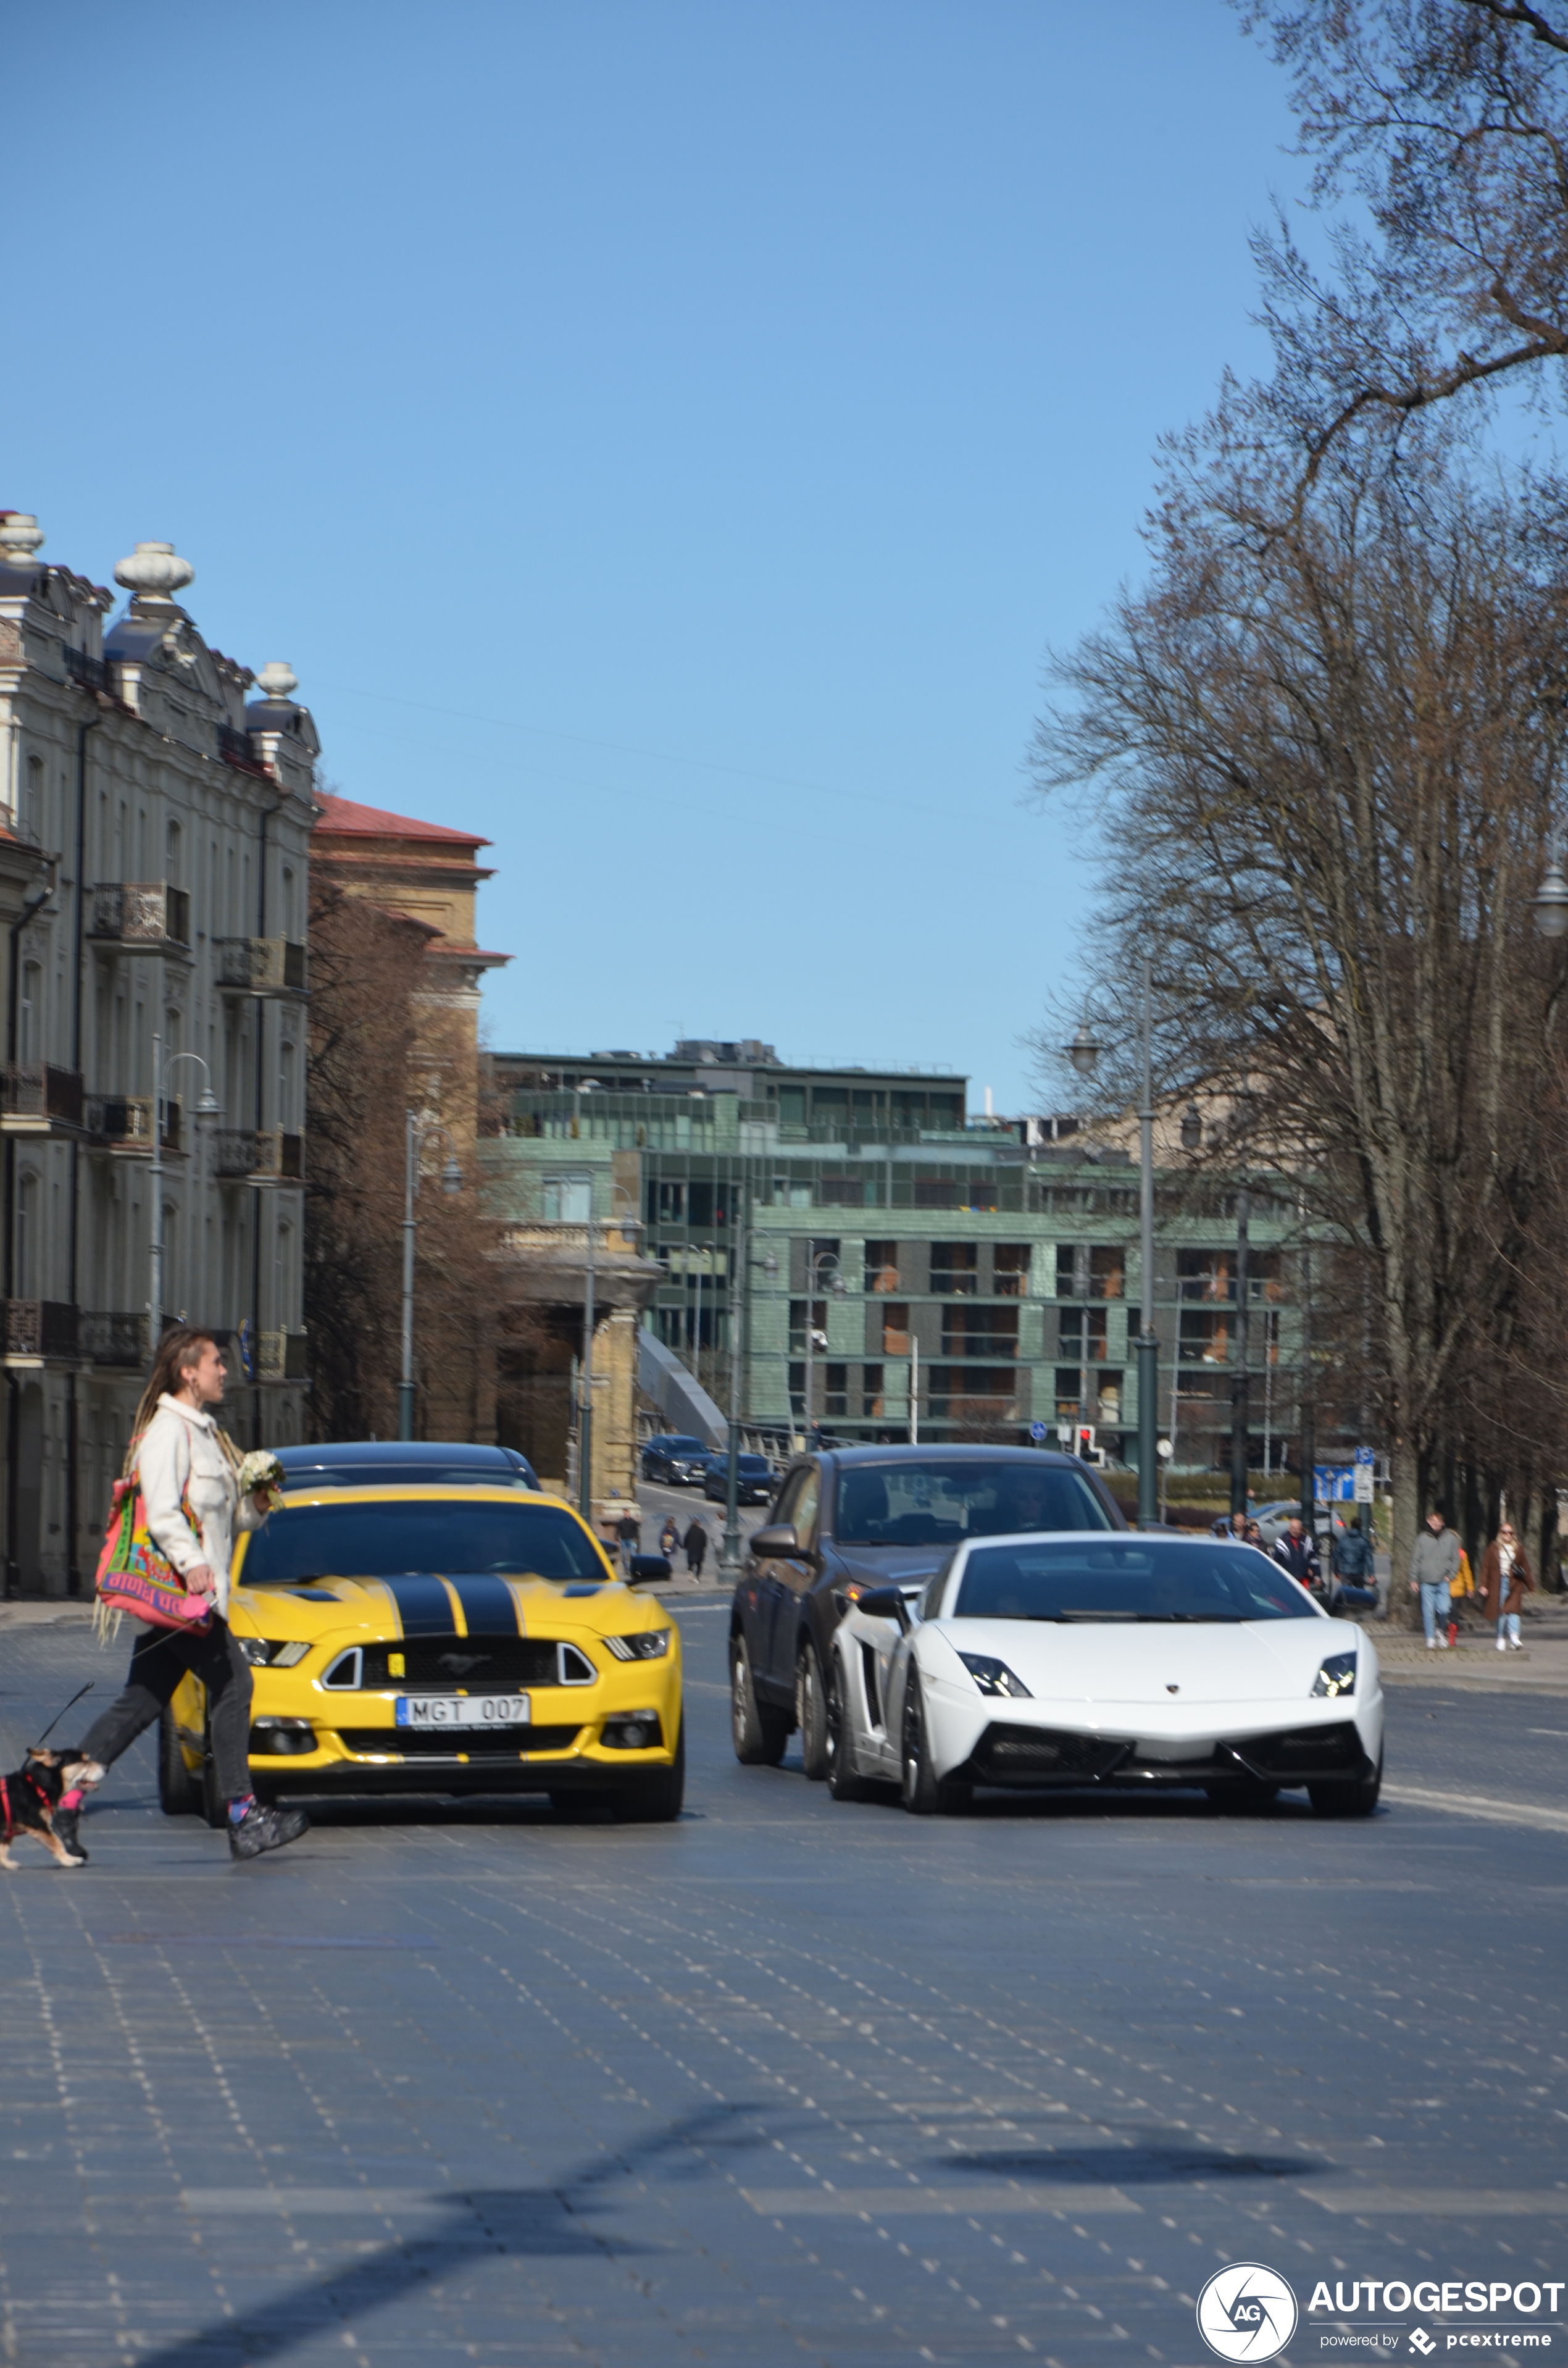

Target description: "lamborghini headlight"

left=238, top=1639, right=311, bottom=1668
left=604, top=1629, right=671, bottom=1662
left=957, top=1652, right=1032, bottom=1699
left=1312, top=1649, right=1357, bottom=1699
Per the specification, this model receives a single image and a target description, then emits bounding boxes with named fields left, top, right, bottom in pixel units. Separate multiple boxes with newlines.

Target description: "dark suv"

left=727, top=1444, right=1125, bottom=1777
left=641, top=1434, right=714, bottom=1485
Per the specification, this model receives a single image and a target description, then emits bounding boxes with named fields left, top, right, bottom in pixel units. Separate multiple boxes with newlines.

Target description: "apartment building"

left=0, top=514, right=311, bottom=1594
left=485, top=1041, right=1321, bottom=1477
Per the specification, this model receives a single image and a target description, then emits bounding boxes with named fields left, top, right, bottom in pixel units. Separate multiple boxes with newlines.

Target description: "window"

left=649, top=1178, right=685, bottom=1224
left=19, top=961, right=41, bottom=1066
left=1177, top=1247, right=1233, bottom=1302
left=880, top=1302, right=910, bottom=1355
left=930, top=1243, right=978, bottom=1295
left=865, top=1240, right=900, bottom=1292
left=941, top=1305, right=1019, bottom=1358
left=964, top=1178, right=999, bottom=1211
left=788, top=1299, right=828, bottom=1354
left=1096, top=1371, right=1124, bottom=1423
left=1057, top=1244, right=1124, bottom=1299
left=915, top=1178, right=960, bottom=1208
left=835, top=1458, right=1111, bottom=1546
left=1178, top=1310, right=1232, bottom=1365
left=543, top=1174, right=593, bottom=1223
left=1091, top=1246, right=1124, bottom=1298
left=824, top=1364, right=849, bottom=1416
left=777, top=1087, right=806, bottom=1124
left=774, top=1463, right=820, bottom=1548
left=925, top=1368, right=1019, bottom=1418
left=817, top=1177, right=864, bottom=1207
left=688, top=1179, right=714, bottom=1228
left=1057, top=1306, right=1108, bottom=1362
left=861, top=1363, right=885, bottom=1417
left=993, top=1244, right=1030, bottom=1296
left=22, top=755, right=43, bottom=843
left=1056, top=1371, right=1090, bottom=1420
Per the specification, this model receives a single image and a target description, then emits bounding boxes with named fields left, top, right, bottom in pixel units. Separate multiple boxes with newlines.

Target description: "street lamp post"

left=398, top=1111, right=462, bottom=1442
left=718, top=1182, right=749, bottom=1581
left=148, top=1035, right=222, bottom=1352
left=798, top=1239, right=845, bottom=1454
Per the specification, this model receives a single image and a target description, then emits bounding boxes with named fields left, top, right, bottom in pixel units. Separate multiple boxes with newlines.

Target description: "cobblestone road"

left=3, top=1609, right=1568, bottom=2366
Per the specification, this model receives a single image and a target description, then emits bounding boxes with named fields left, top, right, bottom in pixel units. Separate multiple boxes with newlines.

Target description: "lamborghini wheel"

left=796, top=1638, right=830, bottom=1781
left=900, top=1674, right=971, bottom=1816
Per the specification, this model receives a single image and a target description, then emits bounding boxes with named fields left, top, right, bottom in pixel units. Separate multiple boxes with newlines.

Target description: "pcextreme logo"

left=1197, top=2263, right=1300, bottom=2361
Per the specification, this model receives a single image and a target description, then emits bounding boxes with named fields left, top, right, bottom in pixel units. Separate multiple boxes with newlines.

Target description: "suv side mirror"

left=627, top=1554, right=672, bottom=1584
left=856, top=1585, right=911, bottom=1633
left=749, top=1523, right=799, bottom=1558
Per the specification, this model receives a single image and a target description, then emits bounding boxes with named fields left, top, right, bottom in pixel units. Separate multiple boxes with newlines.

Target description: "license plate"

left=394, top=1695, right=530, bottom=1730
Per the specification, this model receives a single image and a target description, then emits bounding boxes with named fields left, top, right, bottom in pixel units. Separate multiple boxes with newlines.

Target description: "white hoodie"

left=138, top=1394, right=265, bottom=1619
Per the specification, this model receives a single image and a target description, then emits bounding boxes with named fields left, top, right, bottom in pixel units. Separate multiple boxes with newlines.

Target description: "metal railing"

left=1, top=1064, right=85, bottom=1128
left=88, top=1094, right=181, bottom=1152
left=63, top=646, right=109, bottom=693
left=215, top=1129, right=304, bottom=1181
left=90, top=883, right=191, bottom=949
left=215, top=936, right=308, bottom=995
left=4, top=1300, right=78, bottom=1359
left=217, top=723, right=256, bottom=767
left=80, top=1310, right=146, bottom=1366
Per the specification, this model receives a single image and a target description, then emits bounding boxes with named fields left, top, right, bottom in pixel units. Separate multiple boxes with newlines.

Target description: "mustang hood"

left=927, top=1617, right=1340, bottom=1708
left=231, top=1570, right=628, bottom=1639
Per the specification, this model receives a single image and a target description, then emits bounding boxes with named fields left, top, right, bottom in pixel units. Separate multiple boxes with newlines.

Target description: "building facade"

left=489, top=1040, right=1327, bottom=1479
left=0, top=514, right=312, bottom=1594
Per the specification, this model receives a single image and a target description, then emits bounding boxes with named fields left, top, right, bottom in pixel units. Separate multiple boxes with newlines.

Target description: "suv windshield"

left=240, top=1501, right=608, bottom=1585
left=835, top=1460, right=1112, bottom=1547
left=953, top=1539, right=1316, bottom=1623
left=655, top=1437, right=707, bottom=1457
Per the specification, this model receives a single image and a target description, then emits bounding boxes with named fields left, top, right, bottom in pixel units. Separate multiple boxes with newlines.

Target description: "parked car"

left=276, top=1440, right=541, bottom=1492
left=728, top=1444, right=1126, bottom=1778
left=703, top=1452, right=775, bottom=1506
left=641, top=1434, right=714, bottom=1485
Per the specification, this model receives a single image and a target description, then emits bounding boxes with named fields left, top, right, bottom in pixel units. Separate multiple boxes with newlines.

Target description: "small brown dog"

left=0, top=1749, right=102, bottom=1869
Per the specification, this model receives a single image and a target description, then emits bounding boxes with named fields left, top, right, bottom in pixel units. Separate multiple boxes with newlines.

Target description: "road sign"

left=1030, top=1420, right=1048, bottom=1442
left=1353, top=1466, right=1375, bottom=1503
left=1314, top=1465, right=1356, bottom=1502
left=1354, top=1446, right=1375, bottom=1467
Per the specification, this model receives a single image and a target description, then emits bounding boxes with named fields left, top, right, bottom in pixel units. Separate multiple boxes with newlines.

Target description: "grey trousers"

left=80, top=1618, right=254, bottom=1800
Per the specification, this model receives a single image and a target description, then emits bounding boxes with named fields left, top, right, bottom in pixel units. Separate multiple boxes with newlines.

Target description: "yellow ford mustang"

left=161, top=1485, right=683, bottom=1824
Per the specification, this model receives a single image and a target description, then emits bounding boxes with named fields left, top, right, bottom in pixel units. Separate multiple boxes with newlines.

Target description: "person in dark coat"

left=616, top=1508, right=641, bottom=1574
left=1271, top=1516, right=1320, bottom=1592
left=1477, top=1521, right=1533, bottom=1652
left=1331, top=1521, right=1378, bottom=1611
left=683, top=1518, right=708, bottom=1578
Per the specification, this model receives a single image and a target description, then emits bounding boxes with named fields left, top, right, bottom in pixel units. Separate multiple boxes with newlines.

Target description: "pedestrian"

left=1244, top=1518, right=1264, bottom=1547
left=683, top=1517, right=708, bottom=1578
left=1271, top=1515, right=1320, bottom=1592
left=1331, top=1519, right=1377, bottom=1612
left=1409, top=1505, right=1462, bottom=1650
left=617, top=1506, right=641, bottom=1575
left=1447, top=1543, right=1476, bottom=1647
left=659, top=1516, right=682, bottom=1560
left=65, top=1328, right=308, bottom=1863
left=1477, top=1520, right=1533, bottom=1654
left=1211, top=1509, right=1250, bottom=1542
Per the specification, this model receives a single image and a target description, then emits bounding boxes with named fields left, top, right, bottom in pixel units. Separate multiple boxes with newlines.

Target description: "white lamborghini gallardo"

left=825, top=1531, right=1383, bottom=1817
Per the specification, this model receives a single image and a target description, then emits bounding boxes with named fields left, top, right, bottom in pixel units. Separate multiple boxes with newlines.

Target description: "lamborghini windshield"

left=953, top=1539, right=1317, bottom=1623
left=240, top=1501, right=607, bottom=1585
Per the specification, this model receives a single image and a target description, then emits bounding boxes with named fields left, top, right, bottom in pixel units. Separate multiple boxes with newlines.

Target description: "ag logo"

left=1196, top=2263, right=1299, bottom=2361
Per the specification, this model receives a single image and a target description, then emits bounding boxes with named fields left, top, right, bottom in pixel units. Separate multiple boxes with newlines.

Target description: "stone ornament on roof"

left=256, top=660, right=298, bottom=701
left=114, top=541, right=194, bottom=601
left=0, top=514, right=44, bottom=569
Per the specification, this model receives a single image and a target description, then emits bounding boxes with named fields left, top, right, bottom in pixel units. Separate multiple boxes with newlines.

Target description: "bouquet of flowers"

left=236, top=1450, right=287, bottom=1513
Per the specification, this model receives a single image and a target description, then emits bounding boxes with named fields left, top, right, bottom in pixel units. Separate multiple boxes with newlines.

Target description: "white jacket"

left=138, top=1394, right=264, bottom=1618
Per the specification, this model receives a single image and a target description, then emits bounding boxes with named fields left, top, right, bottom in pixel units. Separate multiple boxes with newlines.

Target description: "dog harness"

left=0, top=1768, right=49, bottom=1843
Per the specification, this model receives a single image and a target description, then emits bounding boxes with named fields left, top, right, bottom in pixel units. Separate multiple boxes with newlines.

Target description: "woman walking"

left=683, top=1517, right=708, bottom=1579
left=659, top=1516, right=682, bottom=1562
left=63, top=1328, right=308, bottom=1863
left=1477, top=1520, right=1533, bottom=1654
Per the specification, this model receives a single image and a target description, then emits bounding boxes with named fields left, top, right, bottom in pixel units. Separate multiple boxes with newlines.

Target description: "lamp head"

left=1536, top=857, right=1568, bottom=939
left=1180, top=1103, right=1203, bottom=1152
left=194, top=1088, right=222, bottom=1118
left=441, top=1156, right=462, bottom=1195
left=1065, top=1020, right=1102, bottom=1079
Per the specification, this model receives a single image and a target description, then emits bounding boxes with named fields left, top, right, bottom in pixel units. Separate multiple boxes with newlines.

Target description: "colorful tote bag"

left=94, top=1461, right=212, bottom=1636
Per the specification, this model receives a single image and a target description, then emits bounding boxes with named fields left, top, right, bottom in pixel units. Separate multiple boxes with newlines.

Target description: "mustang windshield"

left=240, top=1502, right=607, bottom=1585
left=953, top=1539, right=1317, bottom=1623
left=835, top=1461, right=1113, bottom=1548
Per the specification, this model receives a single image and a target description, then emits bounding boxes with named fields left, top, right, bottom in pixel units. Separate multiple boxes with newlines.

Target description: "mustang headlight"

left=1312, top=1649, right=1357, bottom=1699
left=604, top=1628, right=671, bottom=1662
left=957, top=1652, right=1032, bottom=1699
left=238, top=1639, right=310, bottom=1668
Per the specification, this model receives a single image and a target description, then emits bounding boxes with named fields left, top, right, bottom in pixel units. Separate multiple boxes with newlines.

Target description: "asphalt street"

left=2, top=1614, right=1568, bottom=2368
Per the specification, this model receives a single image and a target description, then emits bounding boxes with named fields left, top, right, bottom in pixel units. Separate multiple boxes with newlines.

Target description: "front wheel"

left=614, top=1722, right=685, bottom=1822
left=826, top=1653, right=877, bottom=1802
left=730, top=1635, right=789, bottom=1765
left=796, top=1639, right=830, bottom=1781
left=900, top=1673, right=971, bottom=1816
left=1309, top=1753, right=1383, bottom=1819
left=157, top=1710, right=201, bottom=1817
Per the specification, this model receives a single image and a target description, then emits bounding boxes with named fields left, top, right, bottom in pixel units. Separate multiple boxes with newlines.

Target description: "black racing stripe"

left=379, top=1575, right=456, bottom=1636
left=448, top=1575, right=519, bottom=1638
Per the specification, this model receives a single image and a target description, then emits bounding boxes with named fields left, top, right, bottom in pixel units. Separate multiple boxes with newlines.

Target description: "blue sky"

left=7, top=2, right=1303, bottom=1109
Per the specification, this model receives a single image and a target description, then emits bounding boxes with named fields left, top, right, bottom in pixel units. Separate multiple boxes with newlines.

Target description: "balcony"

left=215, top=1129, right=304, bottom=1183
left=1, top=1064, right=86, bottom=1134
left=80, top=1310, right=146, bottom=1366
left=88, top=1095, right=181, bottom=1155
left=215, top=937, right=309, bottom=997
left=90, top=882, right=191, bottom=955
left=256, top=1328, right=308, bottom=1383
left=4, top=1300, right=79, bottom=1362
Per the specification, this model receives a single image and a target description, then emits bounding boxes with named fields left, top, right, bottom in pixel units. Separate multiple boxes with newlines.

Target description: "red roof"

left=313, top=792, right=491, bottom=849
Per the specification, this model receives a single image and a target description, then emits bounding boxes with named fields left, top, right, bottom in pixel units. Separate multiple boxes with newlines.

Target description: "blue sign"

left=1314, top=1465, right=1356, bottom=1502
left=1354, top=1445, right=1375, bottom=1467
left=1029, top=1420, right=1048, bottom=1442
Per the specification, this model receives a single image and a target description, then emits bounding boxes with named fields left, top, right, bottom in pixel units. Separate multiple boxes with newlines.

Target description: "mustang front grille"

left=335, top=1724, right=585, bottom=1759
left=357, top=1636, right=573, bottom=1689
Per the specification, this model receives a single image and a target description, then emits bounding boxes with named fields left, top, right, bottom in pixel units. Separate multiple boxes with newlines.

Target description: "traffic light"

left=1077, top=1425, right=1095, bottom=1461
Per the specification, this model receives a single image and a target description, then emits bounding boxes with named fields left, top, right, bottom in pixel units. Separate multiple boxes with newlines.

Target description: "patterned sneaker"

left=228, top=1804, right=309, bottom=1861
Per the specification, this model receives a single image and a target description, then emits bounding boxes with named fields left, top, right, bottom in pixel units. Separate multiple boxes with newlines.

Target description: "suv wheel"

left=796, top=1639, right=830, bottom=1781
left=730, top=1634, right=789, bottom=1765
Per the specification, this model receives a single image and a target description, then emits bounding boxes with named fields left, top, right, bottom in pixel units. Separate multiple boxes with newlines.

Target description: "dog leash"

left=32, top=1681, right=93, bottom=1748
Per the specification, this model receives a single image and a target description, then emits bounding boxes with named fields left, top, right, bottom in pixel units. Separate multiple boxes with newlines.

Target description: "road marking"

left=1383, top=1783, right=1568, bottom=1833
left=741, top=2185, right=1140, bottom=2216
left=182, top=2189, right=472, bottom=2213
left=1304, top=2188, right=1568, bottom=2216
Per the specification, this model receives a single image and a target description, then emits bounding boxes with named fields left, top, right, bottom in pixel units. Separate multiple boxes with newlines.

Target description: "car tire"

left=900, top=1673, right=971, bottom=1816
left=613, top=1722, right=685, bottom=1822
left=825, top=1654, right=877, bottom=1802
left=730, top=1634, right=789, bottom=1765
left=796, top=1639, right=831, bottom=1781
left=157, top=1710, right=201, bottom=1817
left=1309, top=1754, right=1382, bottom=1818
